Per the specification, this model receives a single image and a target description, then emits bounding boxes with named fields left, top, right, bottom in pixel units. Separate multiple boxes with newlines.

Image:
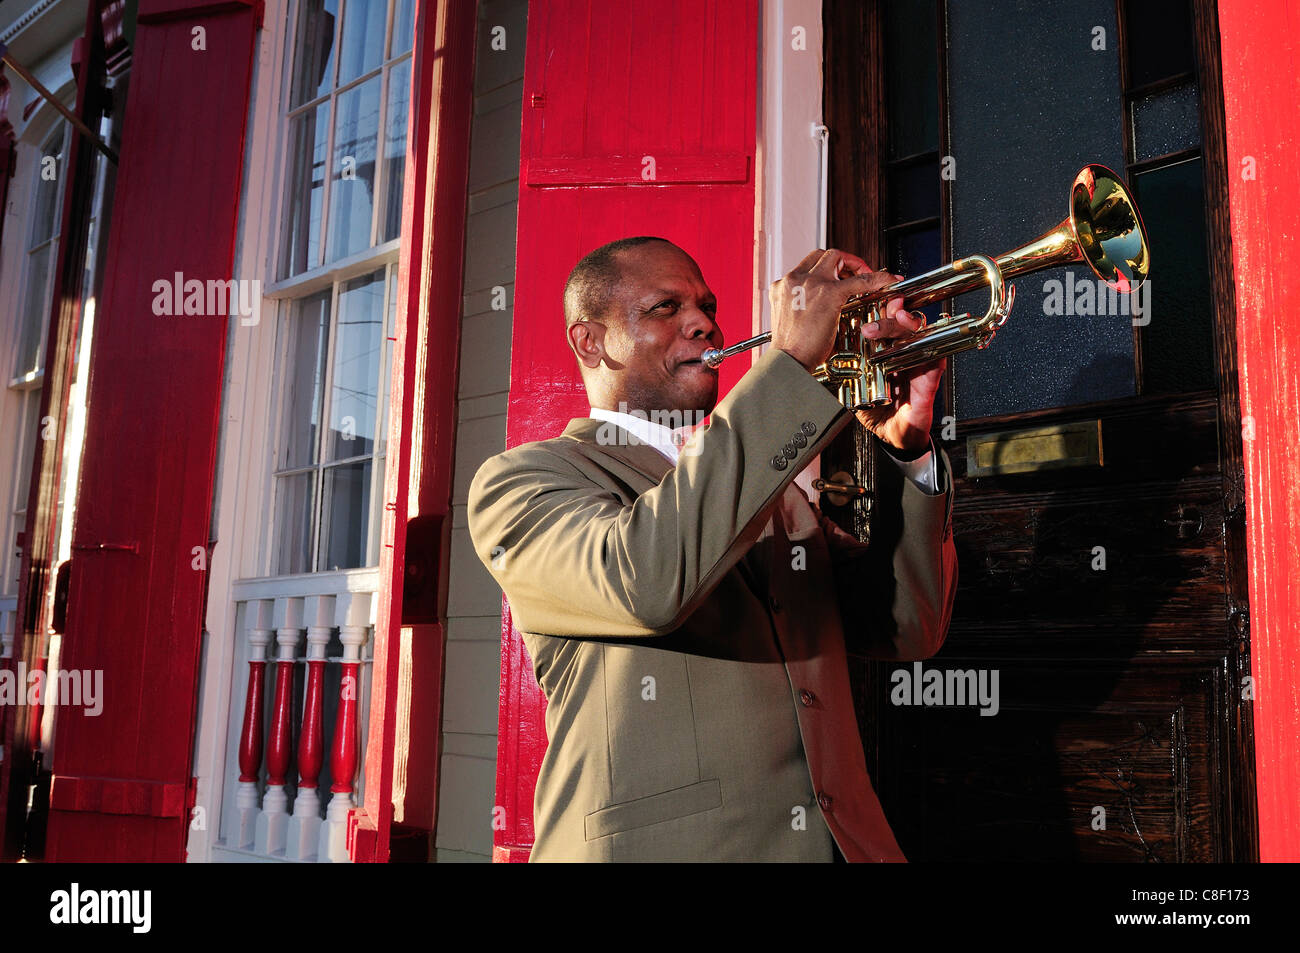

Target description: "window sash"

left=280, top=0, right=412, bottom=280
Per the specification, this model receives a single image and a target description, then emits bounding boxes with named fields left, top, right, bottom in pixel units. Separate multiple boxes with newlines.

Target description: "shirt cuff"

left=879, top=437, right=940, bottom=494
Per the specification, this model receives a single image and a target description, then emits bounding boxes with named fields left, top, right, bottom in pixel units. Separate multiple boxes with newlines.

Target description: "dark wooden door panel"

left=872, top=663, right=1228, bottom=861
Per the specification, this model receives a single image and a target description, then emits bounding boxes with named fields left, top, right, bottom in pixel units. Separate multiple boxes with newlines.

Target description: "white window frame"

left=260, top=0, right=413, bottom=578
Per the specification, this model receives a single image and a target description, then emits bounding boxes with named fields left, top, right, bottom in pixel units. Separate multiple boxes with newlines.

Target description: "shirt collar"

left=588, top=406, right=698, bottom=465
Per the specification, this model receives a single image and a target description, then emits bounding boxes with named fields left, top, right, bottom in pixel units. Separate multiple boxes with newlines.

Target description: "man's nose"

left=681, top=304, right=721, bottom=344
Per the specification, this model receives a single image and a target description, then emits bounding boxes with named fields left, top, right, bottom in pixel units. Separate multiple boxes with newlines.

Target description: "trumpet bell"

left=1068, top=164, right=1150, bottom=292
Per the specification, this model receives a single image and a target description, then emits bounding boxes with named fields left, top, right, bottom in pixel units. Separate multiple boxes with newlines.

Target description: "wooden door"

left=823, top=0, right=1255, bottom=861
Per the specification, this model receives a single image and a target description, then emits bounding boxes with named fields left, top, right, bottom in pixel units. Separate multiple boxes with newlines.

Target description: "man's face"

left=591, top=242, right=724, bottom=415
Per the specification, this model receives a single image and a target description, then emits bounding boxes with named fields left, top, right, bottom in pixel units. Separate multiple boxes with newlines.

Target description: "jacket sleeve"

left=814, top=435, right=958, bottom=660
left=467, top=347, right=852, bottom=638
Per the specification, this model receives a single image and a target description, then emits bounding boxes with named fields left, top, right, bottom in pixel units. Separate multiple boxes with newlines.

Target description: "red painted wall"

left=1217, top=0, right=1300, bottom=862
left=495, top=0, right=758, bottom=860
left=41, top=0, right=259, bottom=861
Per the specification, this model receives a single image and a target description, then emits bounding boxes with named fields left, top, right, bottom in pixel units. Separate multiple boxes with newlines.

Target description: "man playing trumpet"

left=469, top=236, right=958, bottom=861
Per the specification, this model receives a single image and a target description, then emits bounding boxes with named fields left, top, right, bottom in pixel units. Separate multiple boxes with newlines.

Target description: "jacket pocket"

left=584, top=779, right=722, bottom=841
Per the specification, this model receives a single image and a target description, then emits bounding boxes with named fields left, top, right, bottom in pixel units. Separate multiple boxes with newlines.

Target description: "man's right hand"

left=769, top=248, right=906, bottom=372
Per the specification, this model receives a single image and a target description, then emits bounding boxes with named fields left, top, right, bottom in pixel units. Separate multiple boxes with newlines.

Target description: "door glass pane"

left=883, top=0, right=939, bottom=160
left=381, top=57, right=411, bottom=243
left=327, top=76, right=382, bottom=262
left=947, top=0, right=1133, bottom=419
left=1132, top=83, right=1200, bottom=161
left=1134, top=157, right=1214, bottom=394
left=318, top=461, right=371, bottom=570
left=888, top=227, right=940, bottom=295
left=338, top=0, right=388, bottom=85
left=281, top=102, right=331, bottom=278
left=887, top=157, right=940, bottom=225
left=291, top=0, right=339, bottom=107
left=275, top=471, right=316, bottom=575
left=326, top=270, right=383, bottom=461
left=282, top=291, right=331, bottom=468
left=1123, top=0, right=1194, bottom=87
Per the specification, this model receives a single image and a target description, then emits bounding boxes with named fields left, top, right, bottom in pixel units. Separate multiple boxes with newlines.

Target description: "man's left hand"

left=849, top=275, right=945, bottom=453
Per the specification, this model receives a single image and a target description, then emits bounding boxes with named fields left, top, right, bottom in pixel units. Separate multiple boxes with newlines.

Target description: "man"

left=468, top=236, right=958, bottom=861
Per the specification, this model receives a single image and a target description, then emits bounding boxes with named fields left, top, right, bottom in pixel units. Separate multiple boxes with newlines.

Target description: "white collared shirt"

left=588, top=407, right=940, bottom=493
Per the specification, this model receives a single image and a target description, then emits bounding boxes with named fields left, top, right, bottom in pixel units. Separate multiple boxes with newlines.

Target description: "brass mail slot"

left=966, top=420, right=1103, bottom=477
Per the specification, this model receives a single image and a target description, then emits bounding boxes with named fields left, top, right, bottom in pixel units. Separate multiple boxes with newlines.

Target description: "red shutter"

left=1218, top=0, right=1300, bottom=861
left=36, top=0, right=260, bottom=862
left=495, top=0, right=758, bottom=860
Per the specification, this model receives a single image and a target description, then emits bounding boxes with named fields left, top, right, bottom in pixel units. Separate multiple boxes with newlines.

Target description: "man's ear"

left=567, top=320, right=606, bottom=370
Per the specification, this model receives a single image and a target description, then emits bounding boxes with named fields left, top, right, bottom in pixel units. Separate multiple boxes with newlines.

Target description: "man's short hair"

left=563, top=236, right=677, bottom=327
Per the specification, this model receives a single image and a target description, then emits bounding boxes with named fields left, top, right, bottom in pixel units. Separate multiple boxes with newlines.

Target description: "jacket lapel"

left=561, top=417, right=675, bottom=485
left=561, top=416, right=770, bottom=603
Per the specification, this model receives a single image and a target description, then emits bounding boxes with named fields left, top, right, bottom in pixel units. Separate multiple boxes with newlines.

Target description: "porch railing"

left=215, top=569, right=377, bottom=862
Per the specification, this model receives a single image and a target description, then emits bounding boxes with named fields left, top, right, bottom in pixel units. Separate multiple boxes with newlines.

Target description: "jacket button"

left=770, top=455, right=788, bottom=471
left=801, top=421, right=817, bottom=436
left=782, top=444, right=797, bottom=460
left=817, top=792, right=833, bottom=812
left=792, top=432, right=807, bottom=448
left=799, top=689, right=815, bottom=707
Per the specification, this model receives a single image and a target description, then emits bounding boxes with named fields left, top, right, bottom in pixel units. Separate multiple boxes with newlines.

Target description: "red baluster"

left=287, top=597, right=334, bottom=860
left=320, top=592, right=371, bottom=862
left=266, top=646, right=295, bottom=791
left=298, top=659, right=324, bottom=791
left=238, top=659, right=267, bottom=784
left=254, top=598, right=302, bottom=854
left=235, top=601, right=273, bottom=849
left=330, top=658, right=359, bottom=796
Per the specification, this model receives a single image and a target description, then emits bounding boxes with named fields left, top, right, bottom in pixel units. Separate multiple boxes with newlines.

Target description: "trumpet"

left=701, top=164, right=1151, bottom=409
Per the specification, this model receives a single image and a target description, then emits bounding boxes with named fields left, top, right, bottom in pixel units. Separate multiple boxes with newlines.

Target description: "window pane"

left=14, top=390, right=44, bottom=512
left=326, top=271, right=384, bottom=461
left=391, top=0, right=415, bottom=57
left=338, top=0, right=388, bottom=85
left=318, top=461, right=371, bottom=570
left=275, top=471, right=316, bottom=575
left=883, top=0, right=939, bottom=160
left=1123, top=0, right=1194, bottom=88
left=1134, top=158, right=1214, bottom=393
left=291, top=0, right=339, bottom=107
left=377, top=268, right=397, bottom=460
left=5, top=511, right=25, bottom=595
left=327, top=76, right=382, bottom=263
left=30, top=133, right=65, bottom=246
left=15, top=242, right=57, bottom=378
left=281, top=102, right=331, bottom=278
left=1132, top=82, right=1200, bottom=161
left=283, top=291, right=331, bottom=468
left=381, top=58, right=411, bottom=243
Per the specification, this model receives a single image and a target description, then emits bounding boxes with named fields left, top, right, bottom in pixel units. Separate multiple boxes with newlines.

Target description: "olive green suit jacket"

left=468, top=347, right=958, bottom=861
